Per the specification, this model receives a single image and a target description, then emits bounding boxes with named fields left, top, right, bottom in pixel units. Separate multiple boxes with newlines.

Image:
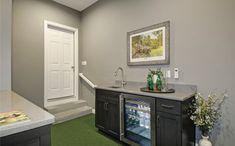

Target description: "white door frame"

left=44, top=20, right=79, bottom=107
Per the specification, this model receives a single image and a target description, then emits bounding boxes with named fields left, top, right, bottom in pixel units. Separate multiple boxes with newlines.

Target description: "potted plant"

left=188, top=92, right=226, bottom=146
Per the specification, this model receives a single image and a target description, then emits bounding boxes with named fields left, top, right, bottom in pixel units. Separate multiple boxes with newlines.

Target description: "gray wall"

left=12, top=0, right=80, bottom=107
left=80, top=0, right=235, bottom=145
left=0, top=0, right=12, bottom=90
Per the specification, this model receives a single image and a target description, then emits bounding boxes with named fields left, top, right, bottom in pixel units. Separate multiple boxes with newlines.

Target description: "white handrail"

left=79, top=73, right=97, bottom=88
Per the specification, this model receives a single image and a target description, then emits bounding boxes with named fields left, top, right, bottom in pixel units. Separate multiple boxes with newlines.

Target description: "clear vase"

left=199, top=135, right=212, bottom=146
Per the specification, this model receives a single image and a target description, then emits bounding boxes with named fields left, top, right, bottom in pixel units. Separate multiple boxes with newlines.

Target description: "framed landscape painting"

left=127, top=21, right=170, bottom=65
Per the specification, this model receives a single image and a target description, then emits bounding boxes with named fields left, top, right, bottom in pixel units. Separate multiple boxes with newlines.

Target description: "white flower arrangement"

left=189, top=92, right=226, bottom=136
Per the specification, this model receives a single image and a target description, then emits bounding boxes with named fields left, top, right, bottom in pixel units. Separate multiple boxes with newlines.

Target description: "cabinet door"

left=107, top=96, right=120, bottom=138
left=157, top=112, right=181, bottom=146
left=0, top=125, right=51, bottom=146
left=95, top=95, right=107, bottom=131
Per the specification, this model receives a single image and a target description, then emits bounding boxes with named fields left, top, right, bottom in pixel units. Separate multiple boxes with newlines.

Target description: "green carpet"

left=52, top=114, right=122, bottom=146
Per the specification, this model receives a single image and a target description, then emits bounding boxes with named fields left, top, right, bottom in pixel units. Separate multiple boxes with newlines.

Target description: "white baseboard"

left=92, top=108, right=95, bottom=114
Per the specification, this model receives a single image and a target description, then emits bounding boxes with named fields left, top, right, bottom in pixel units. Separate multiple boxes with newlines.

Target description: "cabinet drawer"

left=96, top=89, right=120, bottom=99
left=157, top=99, right=181, bottom=115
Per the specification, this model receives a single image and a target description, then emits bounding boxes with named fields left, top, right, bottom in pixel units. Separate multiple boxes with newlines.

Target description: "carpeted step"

left=45, top=100, right=88, bottom=114
left=54, top=106, right=92, bottom=124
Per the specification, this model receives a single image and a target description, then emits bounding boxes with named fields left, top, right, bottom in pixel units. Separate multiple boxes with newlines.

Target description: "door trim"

left=44, top=20, right=79, bottom=107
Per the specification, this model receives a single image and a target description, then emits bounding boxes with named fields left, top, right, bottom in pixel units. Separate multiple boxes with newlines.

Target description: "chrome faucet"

left=114, top=67, right=126, bottom=88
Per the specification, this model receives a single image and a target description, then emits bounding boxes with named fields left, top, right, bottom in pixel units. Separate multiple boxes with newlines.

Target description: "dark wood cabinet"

left=106, top=96, right=120, bottom=136
left=157, top=112, right=181, bottom=146
left=156, top=98, right=195, bottom=146
left=0, top=125, right=51, bottom=146
left=95, top=88, right=195, bottom=146
left=95, top=95, right=107, bottom=131
left=95, top=89, right=120, bottom=139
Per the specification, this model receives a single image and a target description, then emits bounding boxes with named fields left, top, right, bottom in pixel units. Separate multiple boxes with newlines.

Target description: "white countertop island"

left=0, top=91, right=55, bottom=137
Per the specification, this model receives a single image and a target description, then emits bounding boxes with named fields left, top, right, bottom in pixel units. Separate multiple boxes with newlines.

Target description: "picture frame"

left=127, top=21, right=170, bottom=66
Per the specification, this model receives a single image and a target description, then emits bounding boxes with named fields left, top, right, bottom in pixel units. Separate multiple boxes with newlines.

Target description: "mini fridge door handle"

left=119, top=94, right=124, bottom=141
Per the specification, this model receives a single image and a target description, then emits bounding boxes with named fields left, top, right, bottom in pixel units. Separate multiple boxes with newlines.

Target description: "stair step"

left=54, top=106, right=92, bottom=124
left=46, top=100, right=87, bottom=114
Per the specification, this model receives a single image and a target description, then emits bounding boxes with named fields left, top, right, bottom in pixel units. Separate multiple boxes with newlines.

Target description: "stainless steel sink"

left=108, top=86, right=122, bottom=89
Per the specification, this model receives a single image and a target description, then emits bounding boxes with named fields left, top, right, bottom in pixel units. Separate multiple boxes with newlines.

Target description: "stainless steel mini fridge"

left=120, top=93, right=156, bottom=146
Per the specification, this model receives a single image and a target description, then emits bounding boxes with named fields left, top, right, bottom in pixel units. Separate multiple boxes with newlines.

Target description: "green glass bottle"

left=156, top=68, right=163, bottom=91
left=156, top=74, right=162, bottom=91
left=147, top=73, right=154, bottom=90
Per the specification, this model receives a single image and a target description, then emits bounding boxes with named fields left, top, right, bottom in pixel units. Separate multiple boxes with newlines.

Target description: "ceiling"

left=53, top=0, right=98, bottom=11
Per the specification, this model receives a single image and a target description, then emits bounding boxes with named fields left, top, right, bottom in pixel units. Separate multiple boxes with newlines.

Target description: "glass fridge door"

left=124, top=99, right=151, bottom=146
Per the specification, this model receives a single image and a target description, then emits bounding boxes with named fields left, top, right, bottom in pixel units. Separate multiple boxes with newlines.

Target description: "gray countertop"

left=96, top=81, right=197, bottom=101
left=0, top=91, right=55, bottom=137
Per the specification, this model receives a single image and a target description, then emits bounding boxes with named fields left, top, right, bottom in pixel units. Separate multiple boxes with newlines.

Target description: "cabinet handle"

left=104, top=103, right=107, bottom=110
left=104, top=102, right=109, bottom=110
left=161, top=104, right=174, bottom=109
left=157, top=115, right=160, bottom=127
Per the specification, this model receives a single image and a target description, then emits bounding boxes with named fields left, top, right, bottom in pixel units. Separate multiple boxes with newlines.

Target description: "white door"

left=45, top=26, right=75, bottom=100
